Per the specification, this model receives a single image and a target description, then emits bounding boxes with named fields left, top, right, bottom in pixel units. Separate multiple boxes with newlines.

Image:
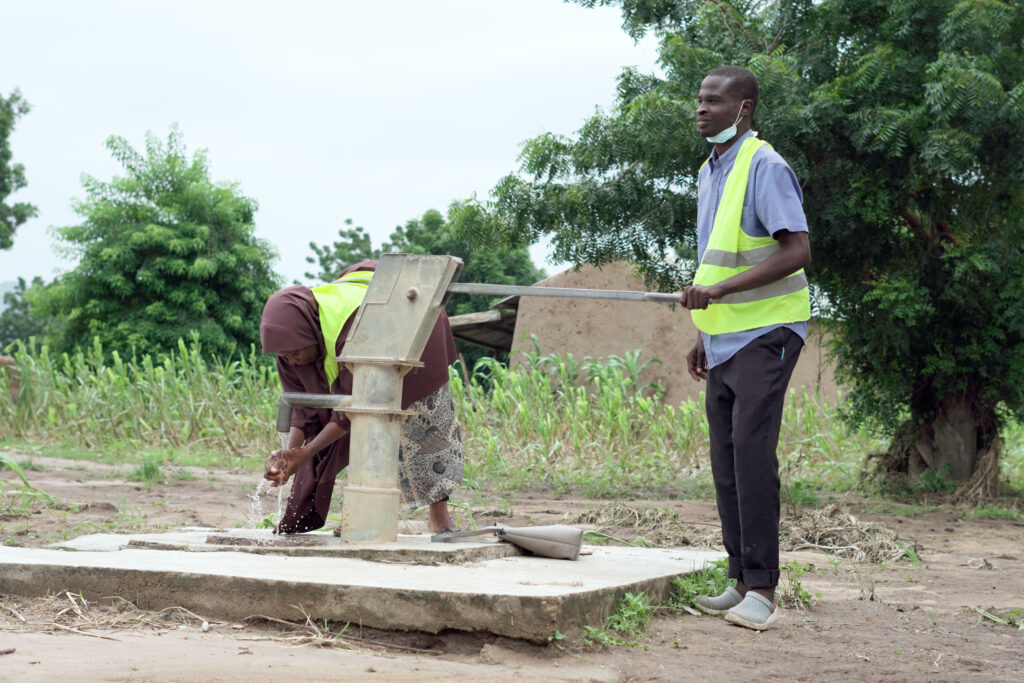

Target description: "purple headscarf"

left=260, top=260, right=379, bottom=355
left=259, top=285, right=322, bottom=354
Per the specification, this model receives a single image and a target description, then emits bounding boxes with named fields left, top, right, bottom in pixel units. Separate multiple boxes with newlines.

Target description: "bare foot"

left=427, top=500, right=455, bottom=532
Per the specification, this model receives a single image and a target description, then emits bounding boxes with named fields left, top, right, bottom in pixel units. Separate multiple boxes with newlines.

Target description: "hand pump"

left=276, top=253, right=681, bottom=542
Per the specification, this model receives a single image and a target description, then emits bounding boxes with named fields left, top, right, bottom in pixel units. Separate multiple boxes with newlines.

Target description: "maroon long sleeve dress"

left=259, top=261, right=458, bottom=533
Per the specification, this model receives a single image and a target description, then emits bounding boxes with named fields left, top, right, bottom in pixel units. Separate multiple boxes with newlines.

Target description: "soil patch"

left=2, top=451, right=1023, bottom=681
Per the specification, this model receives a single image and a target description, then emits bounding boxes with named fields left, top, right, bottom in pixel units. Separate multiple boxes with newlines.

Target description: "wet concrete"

left=0, top=530, right=723, bottom=641
left=127, top=529, right=520, bottom=564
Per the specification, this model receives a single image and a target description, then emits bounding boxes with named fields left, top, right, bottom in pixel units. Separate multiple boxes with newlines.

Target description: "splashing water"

left=240, top=433, right=294, bottom=544
left=246, top=479, right=268, bottom=533
left=275, top=432, right=290, bottom=529
left=244, top=478, right=286, bottom=546
left=276, top=482, right=285, bottom=523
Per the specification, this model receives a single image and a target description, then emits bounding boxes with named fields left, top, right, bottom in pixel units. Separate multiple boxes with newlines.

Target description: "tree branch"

left=783, top=35, right=817, bottom=54
left=709, top=0, right=738, bottom=40
left=936, top=219, right=957, bottom=244
left=597, top=160, right=641, bottom=190
left=633, top=197, right=679, bottom=227
left=902, top=209, right=936, bottom=250
left=767, top=17, right=791, bottom=55
left=709, top=0, right=762, bottom=52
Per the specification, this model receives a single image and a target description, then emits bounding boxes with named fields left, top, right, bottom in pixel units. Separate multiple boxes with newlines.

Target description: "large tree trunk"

left=900, top=395, right=1001, bottom=499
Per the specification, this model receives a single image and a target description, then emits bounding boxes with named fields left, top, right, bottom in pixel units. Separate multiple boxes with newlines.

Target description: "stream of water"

left=241, top=433, right=293, bottom=543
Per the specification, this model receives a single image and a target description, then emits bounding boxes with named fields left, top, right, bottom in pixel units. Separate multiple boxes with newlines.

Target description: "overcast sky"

left=0, top=0, right=660, bottom=286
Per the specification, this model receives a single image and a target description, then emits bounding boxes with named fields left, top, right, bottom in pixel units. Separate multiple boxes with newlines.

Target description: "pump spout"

left=276, top=398, right=292, bottom=433
left=497, top=525, right=583, bottom=561
left=275, top=392, right=353, bottom=436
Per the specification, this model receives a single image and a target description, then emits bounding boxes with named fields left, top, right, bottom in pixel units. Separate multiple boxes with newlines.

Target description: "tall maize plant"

left=0, top=338, right=280, bottom=456
left=0, top=338, right=880, bottom=494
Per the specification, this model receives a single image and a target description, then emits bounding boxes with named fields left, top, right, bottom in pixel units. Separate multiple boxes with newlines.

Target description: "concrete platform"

left=118, top=529, right=521, bottom=564
left=0, top=529, right=723, bottom=642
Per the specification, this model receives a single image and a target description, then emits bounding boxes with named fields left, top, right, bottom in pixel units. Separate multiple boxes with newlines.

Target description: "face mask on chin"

left=705, top=100, right=749, bottom=144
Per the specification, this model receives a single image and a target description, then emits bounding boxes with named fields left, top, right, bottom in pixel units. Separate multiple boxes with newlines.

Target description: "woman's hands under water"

left=264, top=447, right=312, bottom=487
left=265, top=422, right=348, bottom=487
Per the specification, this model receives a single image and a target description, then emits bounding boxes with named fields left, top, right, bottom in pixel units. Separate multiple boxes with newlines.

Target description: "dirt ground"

left=1, top=451, right=1023, bottom=682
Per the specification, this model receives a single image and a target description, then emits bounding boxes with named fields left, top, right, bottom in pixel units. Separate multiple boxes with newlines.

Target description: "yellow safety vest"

left=310, top=270, right=373, bottom=386
left=690, top=137, right=810, bottom=335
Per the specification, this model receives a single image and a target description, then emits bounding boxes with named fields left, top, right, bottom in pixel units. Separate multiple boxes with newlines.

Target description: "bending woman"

left=259, top=260, right=462, bottom=534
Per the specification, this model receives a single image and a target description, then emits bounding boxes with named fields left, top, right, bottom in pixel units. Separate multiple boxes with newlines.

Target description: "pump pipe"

left=447, top=282, right=683, bottom=303
left=276, top=393, right=353, bottom=432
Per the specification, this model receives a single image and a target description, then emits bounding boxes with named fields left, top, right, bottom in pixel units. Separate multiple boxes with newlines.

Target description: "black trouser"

left=706, top=327, right=803, bottom=588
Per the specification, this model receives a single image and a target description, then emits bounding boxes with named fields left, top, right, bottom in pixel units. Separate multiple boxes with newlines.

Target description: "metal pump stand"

left=276, top=253, right=680, bottom=543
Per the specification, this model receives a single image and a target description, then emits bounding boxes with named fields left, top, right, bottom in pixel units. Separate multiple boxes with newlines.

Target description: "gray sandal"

left=724, top=591, right=779, bottom=631
left=695, top=586, right=743, bottom=616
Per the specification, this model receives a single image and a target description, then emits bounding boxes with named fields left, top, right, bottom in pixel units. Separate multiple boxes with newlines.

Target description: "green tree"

left=0, top=276, right=57, bottom=349
left=388, top=208, right=546, bottom=318
left=460, top=0, right=1024, bottom=495
left=306, top=207, right=546, bottom=362
left=0, top=89, right=38, bottom=249
left=37, top=128, right=281, bottom=357
left=304, top=218, right=376, bottom=281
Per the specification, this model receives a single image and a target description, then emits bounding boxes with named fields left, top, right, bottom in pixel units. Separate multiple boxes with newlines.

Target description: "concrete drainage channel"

left=0, top=531, right=722, bottom=642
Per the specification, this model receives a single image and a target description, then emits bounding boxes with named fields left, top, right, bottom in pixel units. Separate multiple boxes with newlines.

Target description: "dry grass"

left=568, top=502, right=721, bottom=548
left=0, top=592, right=434, bottom=654
left=953, top=436, right=1003, bottom=501
left=567, top=501, right=916, bottom=565
left=244, top=612, right=433, bottom=653
left=779, top=503, right=918, bottom=564
left=0, top=591, right=218, bottom=641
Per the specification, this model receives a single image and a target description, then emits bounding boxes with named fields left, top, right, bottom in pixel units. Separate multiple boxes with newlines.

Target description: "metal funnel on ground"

left=431, top=524, right=583, bottom=561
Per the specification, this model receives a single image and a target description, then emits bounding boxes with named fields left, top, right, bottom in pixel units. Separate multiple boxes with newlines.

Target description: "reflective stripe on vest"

left=690, top=137, right=810, bottom=335
left=310, top=270, right=373, bottom=386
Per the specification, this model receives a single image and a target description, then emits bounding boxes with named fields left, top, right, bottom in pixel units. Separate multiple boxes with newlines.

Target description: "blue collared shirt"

left=696, top=130, right=809, bottom=369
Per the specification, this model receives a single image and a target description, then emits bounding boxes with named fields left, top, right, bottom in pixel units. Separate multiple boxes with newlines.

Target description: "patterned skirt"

left=397, top=383, right=464, bottom=512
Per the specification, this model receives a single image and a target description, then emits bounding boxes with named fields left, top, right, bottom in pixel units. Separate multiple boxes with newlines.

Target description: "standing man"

left=679, top=65, right=811, bottom=631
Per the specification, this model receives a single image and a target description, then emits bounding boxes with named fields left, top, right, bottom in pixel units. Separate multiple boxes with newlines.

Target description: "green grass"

left=0, top=452, right=57, bottom=512
left=606, top=591, right=655, bottom=637
left=857, top=501, right=941, bottom=517
left=127, top=455, right=164, bottom=485
left=968, top=503, right=1024, bottom=522
left=110, top=496, right=150, bottom=531
left=782, top=479, right=819, bottom=508
left=581, top=591, right=656, bottom=648
left=974, top=607, right=1024, bottom=630
left=778, top=561, right=821, bottom=610
left=664, top=558, right=732, bottom=611
left=232, top=513, right=278, bottom=530
left=581, top=559, right=737, bottom=649
left=0, top=441, right=257, bottom=471
left=915, top=468, right=957, bottom=495
left=172, top=467, right=197, bottom=481
left=2, top=337, right=1023, bottom=505
left=1002, top=418, right=1024, bottom=492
